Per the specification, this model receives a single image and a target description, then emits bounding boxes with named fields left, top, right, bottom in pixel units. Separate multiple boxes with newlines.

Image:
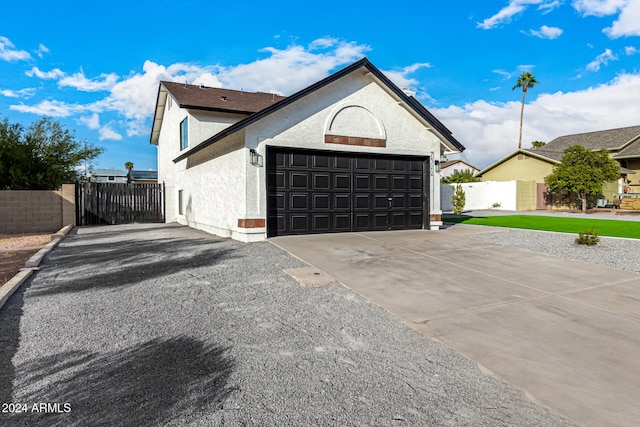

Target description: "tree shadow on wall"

left=8, top=336, right=235, bottom=427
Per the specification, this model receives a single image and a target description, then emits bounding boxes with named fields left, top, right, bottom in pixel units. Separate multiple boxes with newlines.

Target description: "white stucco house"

left=150, top=58, right=465, bottom=242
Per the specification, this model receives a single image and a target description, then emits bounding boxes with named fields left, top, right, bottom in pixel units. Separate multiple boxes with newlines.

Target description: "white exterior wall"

left=156, top=95, right=249, bottom=232
left=441, top=181, right=518, bottom=211
left=244, top=72, right=444, bottom=231
left=157, top=71, right=453, bottom=242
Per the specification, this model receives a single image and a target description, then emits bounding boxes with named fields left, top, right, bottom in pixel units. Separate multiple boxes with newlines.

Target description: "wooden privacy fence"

left=76, top=182, right=165, bottom=225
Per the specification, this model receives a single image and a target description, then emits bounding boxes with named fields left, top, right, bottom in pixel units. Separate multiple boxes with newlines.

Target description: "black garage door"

left=266, top=148, right=429, bottom=237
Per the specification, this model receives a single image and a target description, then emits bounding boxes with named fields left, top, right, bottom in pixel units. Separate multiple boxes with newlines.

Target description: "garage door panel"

left=354, top=174, right=370, bottom=190
left=290, top=172, right=308, bottom=189
left=374, top=175, right=389, bottom=190
left=289, top=214, right=309, bottom=232
left=312, top=173, right=330, bottom=189
left=334, top=174, right=351, bottom=190
left=290, top=153, right=309, bottom=168
left=290, top=193, right=309, bottom=210
left=334, top=156, right=350, bottom=170
left=334, top=214, right=351, bottom=231
left=409, top=194, right=422, bottom=208
left=312, top=154, right=330, bottom=169
left=374, top=158, right=389, bottom=171
left=312, top=214, right=330, bottom=231
left=409, top=176, right=422, bottom=190
left=354, top=193, right=371, bottom=210
left=312, top=194, right=330, bottom=210
left=267, top=148, right=427, bottom=236
left=373, top=194, right=388, bottom=209
left=334, top=193, right=351, bottom=210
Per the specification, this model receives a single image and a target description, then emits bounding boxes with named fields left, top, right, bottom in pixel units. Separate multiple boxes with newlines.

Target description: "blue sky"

left=1, top=0, right=639, bottom=171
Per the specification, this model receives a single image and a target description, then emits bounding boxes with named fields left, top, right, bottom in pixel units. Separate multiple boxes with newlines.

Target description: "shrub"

left=575, top=228, right=600, bottom=246
left=451, top=184, right=466, bottom=215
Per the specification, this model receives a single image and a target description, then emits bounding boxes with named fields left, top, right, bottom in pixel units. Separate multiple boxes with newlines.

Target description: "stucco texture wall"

left=482, top=155, right=555, bottom=183
left=246, top=71, right=444, bottom=221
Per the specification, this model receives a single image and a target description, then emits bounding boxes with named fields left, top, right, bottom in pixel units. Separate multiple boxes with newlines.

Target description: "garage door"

left=266, top=148, right=428, bottom=237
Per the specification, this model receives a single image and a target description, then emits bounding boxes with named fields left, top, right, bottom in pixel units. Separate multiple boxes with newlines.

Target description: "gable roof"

left=613, top=139, right=640, bottom=159
left=441, top=159, right=479, bottom=171
left=172, top=57, right=465, bottom=163
left=477, top=149, right=558, bottom=176
left=529, top=124, right=640, bottom=162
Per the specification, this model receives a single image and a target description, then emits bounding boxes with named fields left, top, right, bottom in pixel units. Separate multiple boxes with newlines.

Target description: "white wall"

left=245, top=72, right=445, bottom=226
left=441, top=181, right=517, bottom=211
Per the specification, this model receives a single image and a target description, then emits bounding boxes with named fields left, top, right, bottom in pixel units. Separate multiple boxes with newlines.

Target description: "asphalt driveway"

left=0, top=224, right=574, bottom=426
left=272, top=226, right=640, bottom=427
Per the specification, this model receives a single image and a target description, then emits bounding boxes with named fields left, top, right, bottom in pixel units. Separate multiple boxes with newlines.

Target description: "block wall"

left=0, top=184, right=75, bottom=234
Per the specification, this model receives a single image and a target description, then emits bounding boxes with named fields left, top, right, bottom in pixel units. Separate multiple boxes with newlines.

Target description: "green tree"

left=0, top=117, right=103, bottom=190
left=451, top=184, right=466, bottom=215
left=544, top=145, right=619, bottom=212
left=530, top=140, right=546, bottom=149
left=513, top=72, right=540, bottom=150
left=441, top=169, right=480, bottom=184
left=124, top=161, right=134, bottom=171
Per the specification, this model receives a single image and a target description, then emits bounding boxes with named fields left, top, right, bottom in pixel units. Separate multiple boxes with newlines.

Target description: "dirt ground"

left=0, top=234, right=50, bottom=285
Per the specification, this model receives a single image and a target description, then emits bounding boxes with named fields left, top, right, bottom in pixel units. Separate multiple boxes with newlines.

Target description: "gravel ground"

left=466, top=226, right=640, bottom=273
left=0, top=224, right=576, bottom=426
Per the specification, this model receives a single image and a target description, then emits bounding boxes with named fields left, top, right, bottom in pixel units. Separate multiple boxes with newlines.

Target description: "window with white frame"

left=180, top=117, right=188, bottom=151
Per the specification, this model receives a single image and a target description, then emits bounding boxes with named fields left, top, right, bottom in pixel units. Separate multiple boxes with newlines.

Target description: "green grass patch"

left=445, top=215, right=640, bottom=239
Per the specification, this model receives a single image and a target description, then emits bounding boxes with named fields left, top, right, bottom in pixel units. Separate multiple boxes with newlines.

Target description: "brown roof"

left=441, top=159, right=479, bottom=170
left=161, top=81, right=287, bottom=115
left=528, top=124, right=640, bottom=161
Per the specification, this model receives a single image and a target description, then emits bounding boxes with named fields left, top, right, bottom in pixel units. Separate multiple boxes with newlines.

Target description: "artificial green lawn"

left=445, top=215, right=640, bottom=239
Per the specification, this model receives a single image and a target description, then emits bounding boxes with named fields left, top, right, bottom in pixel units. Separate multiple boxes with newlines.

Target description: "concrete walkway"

left=272, top=226, right=640, bottom=427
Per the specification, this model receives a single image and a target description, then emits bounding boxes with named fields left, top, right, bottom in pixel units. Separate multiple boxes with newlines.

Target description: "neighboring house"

left=440, top=159, right=480, bottom=178
left=150, top=57, right=465, bottom=242
left=91, top=168, right=128, bottom=183
left=128, top=170, right=158, bottom=184
left=477, top=125, right=640, bottom=205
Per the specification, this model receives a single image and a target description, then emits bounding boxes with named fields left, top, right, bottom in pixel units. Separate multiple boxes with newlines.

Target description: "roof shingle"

left=528, top=124, right=640, bottom=161
left=161, top=81, right=287, bottom=115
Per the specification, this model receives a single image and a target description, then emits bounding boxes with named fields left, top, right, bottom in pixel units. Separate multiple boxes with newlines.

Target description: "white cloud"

left=216, top=39, right=370, bottom=95
left=0, top=36, right=31, bottom=61
left=585, top=48, right=618, bottom=71
left=10, top=99, right=95, bottom=117
left=625, top=45, right=639, bottom=55
left=572, top=0, right=626, bottom=16
left=0, top=87, right=35, bottom=98
left=78, top=113, right=100, bottom=130
left=604, top=0, right=640, bottom=37
left=99, top=125, right=123, bottom=141
left=433, top=72, right=640, bottom=168
left=477, top=0, right=562, bottom=29
left=25, top=66, right=65, bottom=79
left=35, top=43, right=49, bottom=58
left=11, top=39, right=372, bottom=138
left=382, top=63, right=431, bottom=92
left=529, top=25, right=564, bottom=38
left=59, top=71, right=119, bottom=92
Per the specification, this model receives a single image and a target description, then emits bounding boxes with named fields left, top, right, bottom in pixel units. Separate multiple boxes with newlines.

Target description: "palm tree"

left=513, top=72, right=539, bottom=149
left=124, top=161, right=134, bottom=171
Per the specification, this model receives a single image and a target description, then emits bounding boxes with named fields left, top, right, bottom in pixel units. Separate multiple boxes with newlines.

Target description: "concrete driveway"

left=272, top=226, right=640, bottom=427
